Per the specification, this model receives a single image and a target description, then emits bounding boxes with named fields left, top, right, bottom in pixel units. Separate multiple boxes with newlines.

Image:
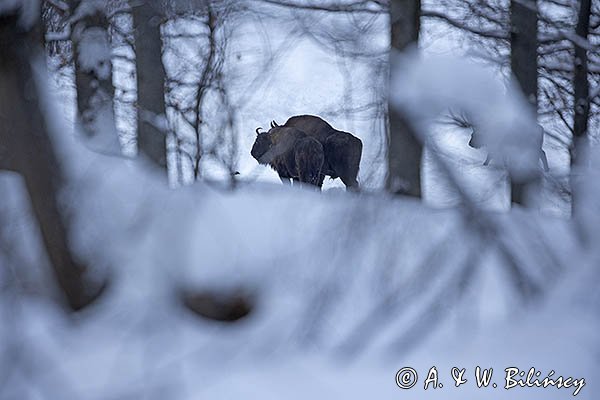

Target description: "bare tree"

left=163, top=2, right=250, bottom=186
left=570, top=0, right=593, bottom=223
left=0, top=7, right=106, bottom=311
left=571, top=0, right=592, bottom=161
left=509, top=0, right=539, bottom=206
left=69, top=0, right=121, bottom=151
left=386, top=0, right=422, bottom=196
left=131, top=0, right=168, bottom=171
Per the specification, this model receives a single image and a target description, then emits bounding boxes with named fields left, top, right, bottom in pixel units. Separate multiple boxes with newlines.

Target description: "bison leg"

left=341, top=176, right=360, bottom=191
left=279, top=175, right=292, bottom=185
left=317, top=174, right=325, bottom=188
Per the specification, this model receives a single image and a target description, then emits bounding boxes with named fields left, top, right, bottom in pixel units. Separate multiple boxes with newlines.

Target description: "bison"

left=269, top=115, right=363, bottom=190
left=251, top=126, right=324, bottom=188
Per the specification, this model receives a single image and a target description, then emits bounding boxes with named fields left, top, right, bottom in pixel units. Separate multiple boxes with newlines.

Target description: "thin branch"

left=421, top=8, right=508, bottom=40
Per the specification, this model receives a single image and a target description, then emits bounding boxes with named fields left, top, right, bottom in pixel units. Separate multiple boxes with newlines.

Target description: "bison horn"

left=270, top=120, right=279, bottom=128
left=255, top=127, right=263, bottom=135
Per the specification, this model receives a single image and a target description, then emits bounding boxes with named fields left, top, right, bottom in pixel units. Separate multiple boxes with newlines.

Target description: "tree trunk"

left=570, top=0, right=592, bottom=225
left=0, top=10, right=106, bottom=311
left=571, top=0, right=591, bottom=163
left=69, top=0, right=121, bottom=153
left=509, top=0, right=538, bottom=206
left=131, top=0, right=168, bottom=171
left=192, top=7, right=217, bottom=181
left=386, top=0, right=422, bottom=197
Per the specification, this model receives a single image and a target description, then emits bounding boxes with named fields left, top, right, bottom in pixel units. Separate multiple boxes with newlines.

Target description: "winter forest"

left=1, top=0, right=599, bottom=398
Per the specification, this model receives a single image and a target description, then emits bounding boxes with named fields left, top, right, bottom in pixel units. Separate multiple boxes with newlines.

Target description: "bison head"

left=251, top=127, right=273, bottom=164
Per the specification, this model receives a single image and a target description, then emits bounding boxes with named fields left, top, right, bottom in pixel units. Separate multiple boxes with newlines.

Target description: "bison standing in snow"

left=270, top=115, right=363, bottom=190
left=251, top=126, right=324, bottom=188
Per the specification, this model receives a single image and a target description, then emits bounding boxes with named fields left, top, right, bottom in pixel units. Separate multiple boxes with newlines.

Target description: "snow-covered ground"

left=2, top=157, right=598, bottom=398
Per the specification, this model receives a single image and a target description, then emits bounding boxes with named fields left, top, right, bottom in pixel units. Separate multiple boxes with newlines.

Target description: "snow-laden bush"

left=392, top=51, right=542, bottom=182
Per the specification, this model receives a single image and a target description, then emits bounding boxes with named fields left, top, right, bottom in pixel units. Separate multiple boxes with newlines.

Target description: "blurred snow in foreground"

left=2, top=157, right=598, bottom=398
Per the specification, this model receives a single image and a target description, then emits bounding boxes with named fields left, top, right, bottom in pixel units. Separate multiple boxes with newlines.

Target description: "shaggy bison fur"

left=251, top=126, right=324, bottom=188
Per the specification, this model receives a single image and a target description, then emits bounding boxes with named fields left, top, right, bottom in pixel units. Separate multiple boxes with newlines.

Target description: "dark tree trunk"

left=69, top=0, right=120, bottom=152
left=0, top=10, right=105, bottom=310
left=509, top=0, right=539, bottom=206
left=131, top=0, right=168, bottom=171
left=571, top=0, right=591, bottom=162
left=570, top=0, right=592, bottom=226
left=386, top=0, right=422, bottom=197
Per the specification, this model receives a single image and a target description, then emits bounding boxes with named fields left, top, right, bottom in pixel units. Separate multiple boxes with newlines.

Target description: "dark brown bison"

left=251, top=126, right=324, bottom=188
left=270, top=115, right=362, bottom=190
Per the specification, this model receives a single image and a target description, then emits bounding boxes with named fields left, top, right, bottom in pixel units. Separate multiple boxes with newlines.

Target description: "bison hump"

left=284, top=115, right=335, bottom=142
